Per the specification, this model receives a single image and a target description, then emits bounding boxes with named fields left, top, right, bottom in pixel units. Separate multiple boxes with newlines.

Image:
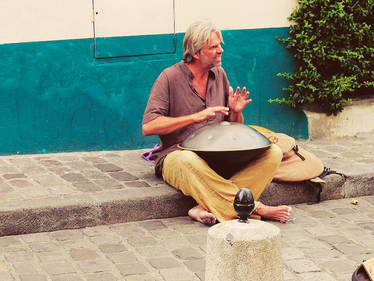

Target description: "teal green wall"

left=0, top=28, right=307, bottom=155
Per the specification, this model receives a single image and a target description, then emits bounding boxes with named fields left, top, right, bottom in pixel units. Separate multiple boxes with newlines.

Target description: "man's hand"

left=193, top=106, right=229, bottom=122
left=228, top=86, right=252, bottom=113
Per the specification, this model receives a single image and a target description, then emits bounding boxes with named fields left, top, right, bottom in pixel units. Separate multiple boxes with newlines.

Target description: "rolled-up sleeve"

left=142, top=72, right=170, bottom=125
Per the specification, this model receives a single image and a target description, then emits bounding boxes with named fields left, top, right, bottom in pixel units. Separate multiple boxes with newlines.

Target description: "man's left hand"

left=228, top=86, right=252, bottom=113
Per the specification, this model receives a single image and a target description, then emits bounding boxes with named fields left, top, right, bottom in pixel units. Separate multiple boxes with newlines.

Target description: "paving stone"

left=146, top=257, right=181, bottom=269
left=60, top=173, right=87, bottom=182
left=138, top=220, right=167, bottom=231
left=12, top=261, right=41, bottom=274
left=0, top=183, right=13, bottom=193
left=159, top=267, right=196, bottom=281
left=21, top=233, right=51, bottom=243
left=126, top=236, right=158, bottom=248
left=110, top=225, right=146, bottom=237
left=82, top=170, right=110, bottom=180
left=0, top=271, right=15, bottom=281
left=105, top=252, right=138, bottom=264
left=19, top=274, right=48, bottom=281
left=39, top=160, right=63, bottom=167
left=298, top=272, right=337, bottom=281
left=108, top=172, right=138, bottom=181
left=172, top=248, right=204, bottom=260
left=50, top=274, right=85, bottom=281
left=72, top=181, right=101, bottom=192
left=65, top=161, right=93, bottom=170
left=0, top=237, right=23, bottom=248
left=2, top=174, right=27, bottom=180
left=4, top=252, right=35, bottom=263
left=183, top=259, right=205, bottom=272
left=0, top=166, right=21, bottom=173
left=116, top=263, right=149, bottom=276
left=49, top=230, right=84, bottom=241
left=7, top=179, right=34, bottom=188
left=135, top=246, right=170, bottom=258
left=285, top=259, right=321, bottom=273
left=86, top=272, right=120, bottom=281
left=94, top=164, right=123, bottom=173
left=70, top=248, right=99, bottom=261
left=319, top=260, right=356, bottom=274
left=317, top=235, right=351, bottom=244
left=82, top=157, right=107, bottom=164
left=31, top=174, right=66, bottom=186
left=37, top=252, right=68, bottom=263
left=28, top=242, right=61, bottom=253
left=124, top=181, right=150, bottom=188
left=76, top=259, right=113, bottom=273
left=123, top=273, right=164, bottom=281
left=282, top=247, right=305, bottom=260
left=92, top=179, right=123, bottom=189
left=301, top=248, right=342, bottom=261
left=41, top=261, right=76, bottom=275
left=88, top=234, right=122, bottom=245
left=333, top=242, right=372, bottom=255
left=98, top=244, right=127, bottom=253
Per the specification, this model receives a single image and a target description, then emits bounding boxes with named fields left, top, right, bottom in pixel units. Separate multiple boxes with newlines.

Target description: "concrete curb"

left=1, top=173, right=373, bottom=237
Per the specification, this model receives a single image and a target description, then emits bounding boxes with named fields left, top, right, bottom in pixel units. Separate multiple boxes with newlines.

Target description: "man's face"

left=198, top=32, right=224, bottom=68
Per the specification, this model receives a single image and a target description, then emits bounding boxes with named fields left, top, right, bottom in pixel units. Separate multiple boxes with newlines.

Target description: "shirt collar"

left=179, top=61, right=217, bottom=81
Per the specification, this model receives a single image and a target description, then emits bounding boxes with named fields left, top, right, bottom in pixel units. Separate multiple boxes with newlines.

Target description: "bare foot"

left=188, top=205, right=216, bottom=226
left=254, top=203, right=292, bottom=223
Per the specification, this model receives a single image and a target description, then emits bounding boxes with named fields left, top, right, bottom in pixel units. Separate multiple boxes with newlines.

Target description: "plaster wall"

left=1, top=0, right=297, bottom=44
left=0, top=0, right=307, bottom=155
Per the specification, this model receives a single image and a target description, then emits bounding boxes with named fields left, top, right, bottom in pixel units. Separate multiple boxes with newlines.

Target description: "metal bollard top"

left=233, top=188, right=255, bottom=223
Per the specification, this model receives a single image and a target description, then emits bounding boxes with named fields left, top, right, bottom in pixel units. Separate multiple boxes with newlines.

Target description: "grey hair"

left=183, top=20, right=223, bottom=63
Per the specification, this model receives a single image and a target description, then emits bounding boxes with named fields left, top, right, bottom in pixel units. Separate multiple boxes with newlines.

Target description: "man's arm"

left=142, top=106, right=229, bottom=136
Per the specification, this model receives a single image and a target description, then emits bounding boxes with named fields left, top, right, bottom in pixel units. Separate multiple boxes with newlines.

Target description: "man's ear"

left=192, top=51, right=200, bottom=61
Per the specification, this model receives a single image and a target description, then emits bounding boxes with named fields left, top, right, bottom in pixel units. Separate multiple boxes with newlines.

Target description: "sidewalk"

left=0, top=196, right=373, bottom=281
left=0, top=132, right=373, bottom=236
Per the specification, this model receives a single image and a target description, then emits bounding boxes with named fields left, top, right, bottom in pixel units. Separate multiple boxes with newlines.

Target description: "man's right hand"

left=192, top=106, right=229, bottom=122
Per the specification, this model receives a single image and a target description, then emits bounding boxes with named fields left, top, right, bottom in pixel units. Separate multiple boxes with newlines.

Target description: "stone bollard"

left=205, top=188, right=283, bottom=281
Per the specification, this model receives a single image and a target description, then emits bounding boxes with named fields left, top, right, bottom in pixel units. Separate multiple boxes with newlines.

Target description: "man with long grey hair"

left=142, top=19, right=292, bottom=225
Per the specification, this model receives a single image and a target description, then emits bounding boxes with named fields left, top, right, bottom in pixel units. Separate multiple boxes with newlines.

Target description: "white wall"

left=0, top=0, right=297, bottom=44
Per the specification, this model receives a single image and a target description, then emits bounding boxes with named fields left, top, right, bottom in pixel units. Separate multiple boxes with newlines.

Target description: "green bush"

left=270, top=0, right=374, bottom=115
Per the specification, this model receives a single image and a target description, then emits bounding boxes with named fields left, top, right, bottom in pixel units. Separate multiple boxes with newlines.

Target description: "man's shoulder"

left=162, top=61, right=184, bottom=77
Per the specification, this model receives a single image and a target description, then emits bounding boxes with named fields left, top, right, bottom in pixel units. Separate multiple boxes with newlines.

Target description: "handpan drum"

left=178, top=121, right=271, bottom=179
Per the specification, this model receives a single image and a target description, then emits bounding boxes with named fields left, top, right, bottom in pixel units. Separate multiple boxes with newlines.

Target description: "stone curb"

left=1, top=172, right=373, bottom=237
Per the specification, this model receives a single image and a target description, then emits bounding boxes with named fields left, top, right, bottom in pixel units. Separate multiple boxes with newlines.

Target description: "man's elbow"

left=142, top=124, right=152, bottom=136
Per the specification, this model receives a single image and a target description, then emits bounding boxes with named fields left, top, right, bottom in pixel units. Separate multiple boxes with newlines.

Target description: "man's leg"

left=162, top=150, right=240, bottom=223
left=230, top=144, right=291, bottom=223
left=162, top=145, right=288, bottom=222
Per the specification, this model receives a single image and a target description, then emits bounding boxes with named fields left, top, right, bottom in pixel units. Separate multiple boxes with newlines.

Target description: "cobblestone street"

left=0, top=195, right=373, bottom=281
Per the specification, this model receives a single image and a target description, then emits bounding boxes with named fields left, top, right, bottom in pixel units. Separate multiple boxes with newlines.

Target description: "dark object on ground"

left=234, top=188, right=255, bottom=223
left=179, top=121, right=271, bottom=178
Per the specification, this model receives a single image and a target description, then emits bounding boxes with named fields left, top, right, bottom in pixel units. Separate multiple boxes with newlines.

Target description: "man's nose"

left=218, top=45, right=224, bottom=54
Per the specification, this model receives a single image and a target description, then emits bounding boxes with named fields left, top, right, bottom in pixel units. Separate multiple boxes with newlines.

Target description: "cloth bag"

left=250, top=126, right=324, bottom=182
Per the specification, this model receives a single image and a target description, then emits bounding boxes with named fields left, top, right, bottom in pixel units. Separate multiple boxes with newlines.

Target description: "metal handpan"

left=178, top=121, right=271, bottom=178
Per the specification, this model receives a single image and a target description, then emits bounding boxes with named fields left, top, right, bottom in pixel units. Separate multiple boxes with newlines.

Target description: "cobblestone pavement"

left=0, top=131, right=373, bottom=206
left=0, top=195, right=373, bottom=281
left=0, top=149, right=160, bottom=204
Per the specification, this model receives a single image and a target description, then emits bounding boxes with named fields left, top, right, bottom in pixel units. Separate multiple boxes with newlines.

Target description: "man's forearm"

left=142, top=115, right=196, bottom=136
left=228, top=111, right=244, bottom=123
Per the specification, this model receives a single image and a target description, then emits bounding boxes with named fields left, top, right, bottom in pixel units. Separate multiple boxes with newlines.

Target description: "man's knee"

left=165, top=150, right=204, bottom=168
left=264, top=144, right=283, bottom=166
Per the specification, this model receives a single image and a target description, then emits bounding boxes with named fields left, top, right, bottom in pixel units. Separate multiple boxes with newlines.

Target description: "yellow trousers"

left=162, top=144, right=282, bottom=222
